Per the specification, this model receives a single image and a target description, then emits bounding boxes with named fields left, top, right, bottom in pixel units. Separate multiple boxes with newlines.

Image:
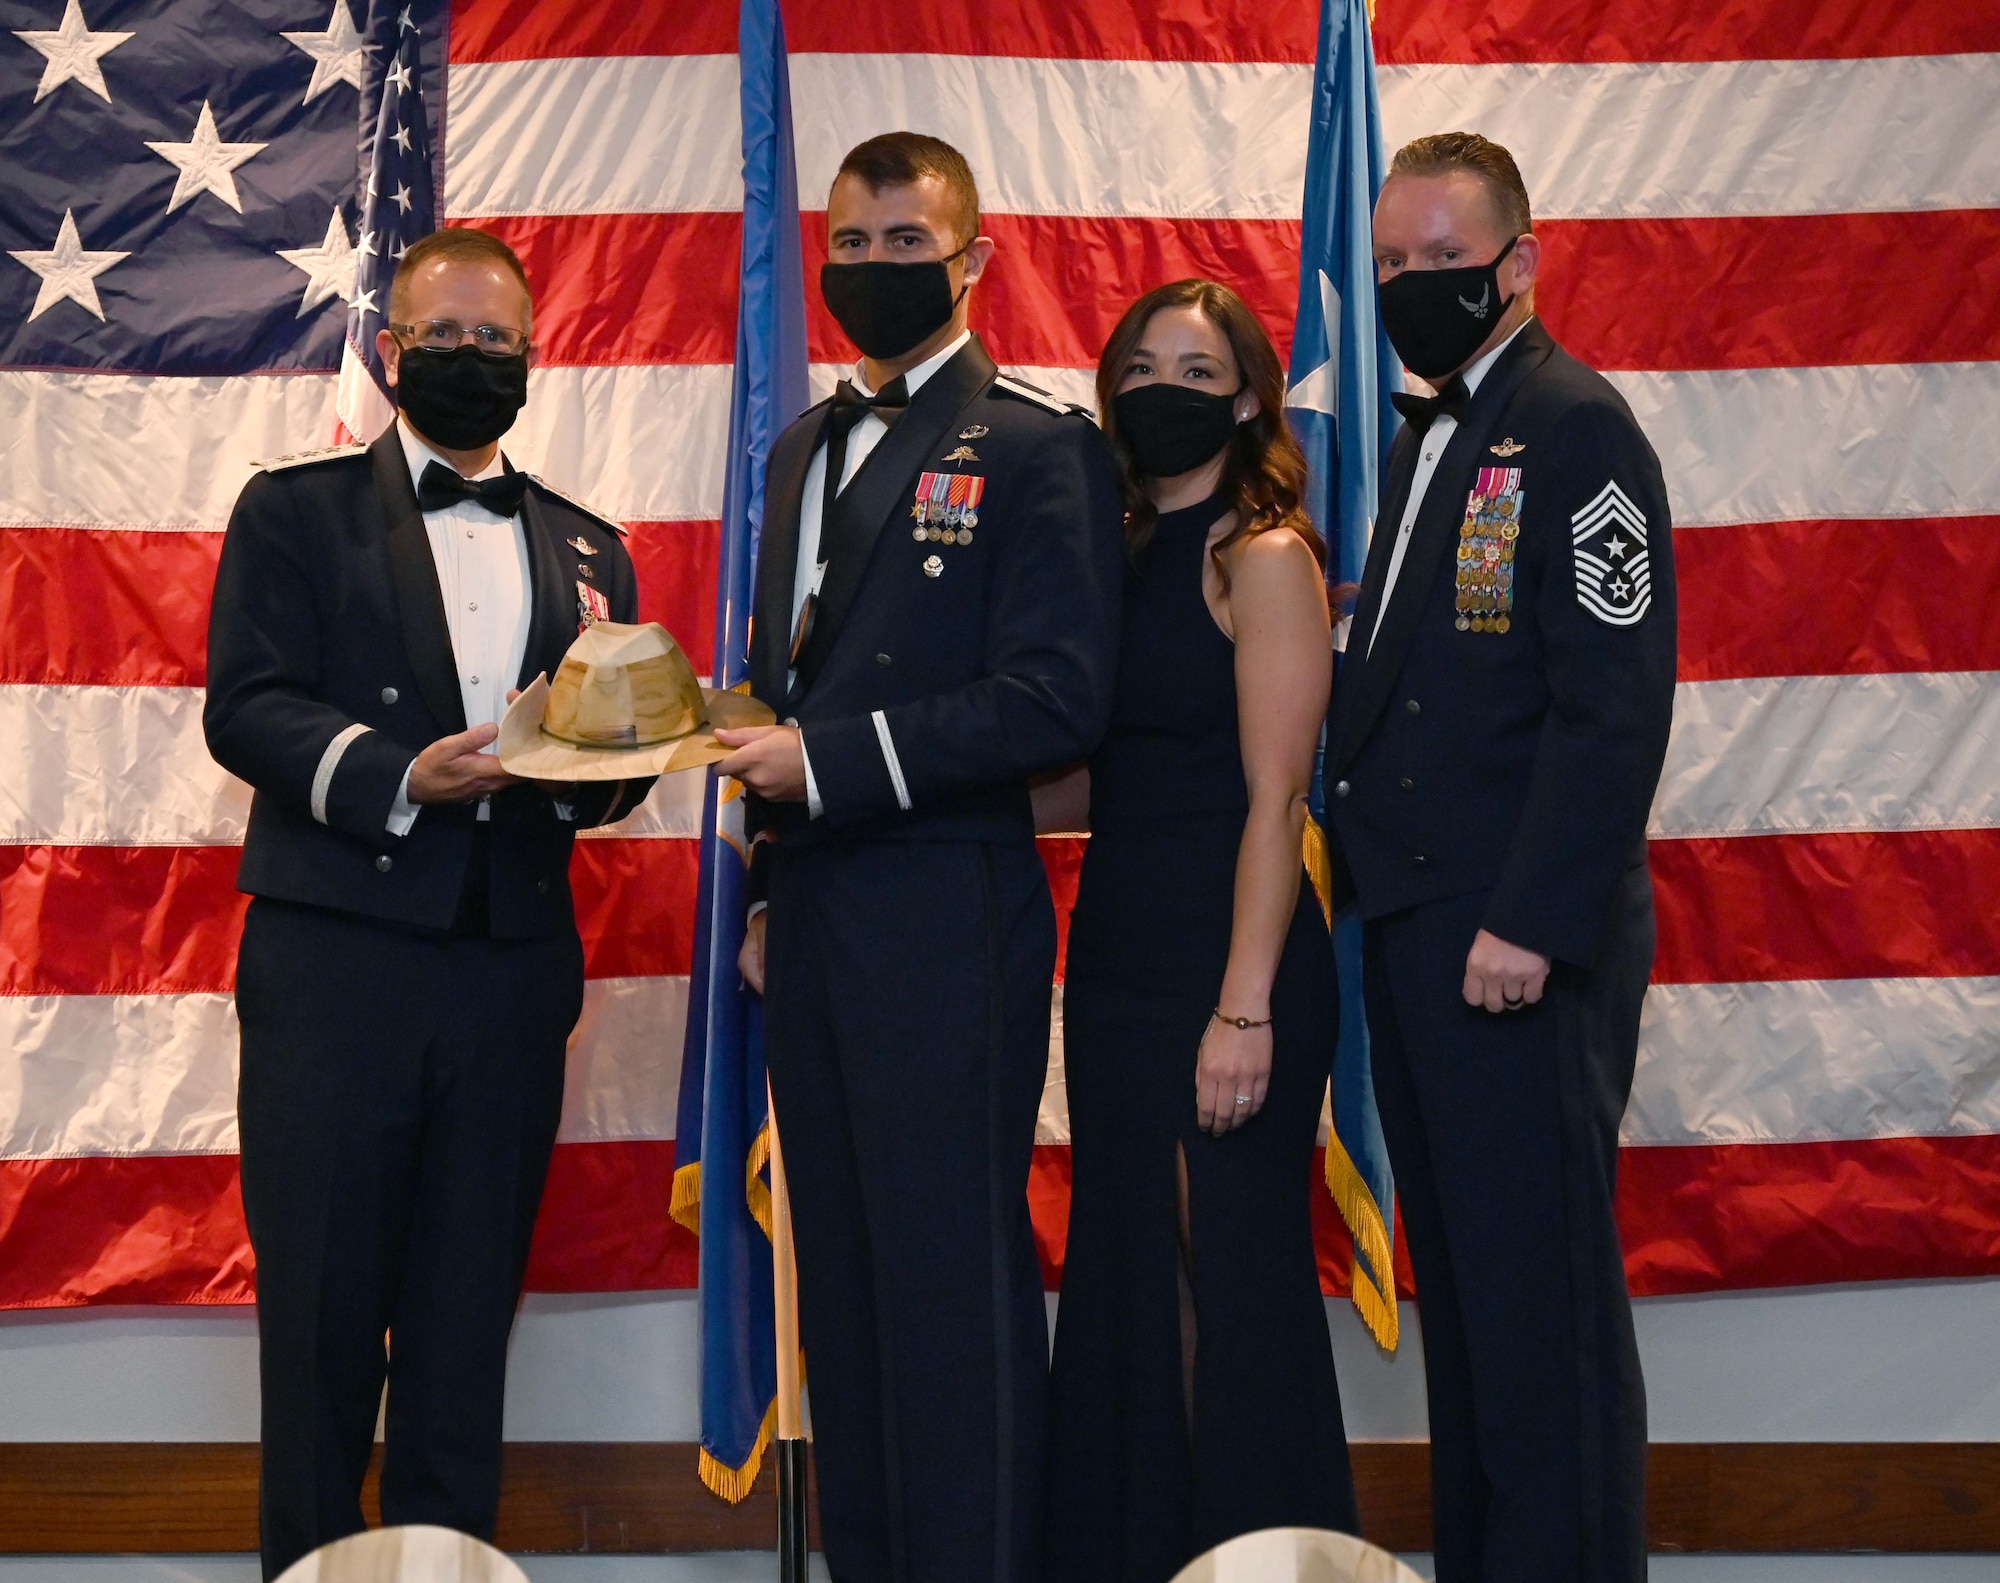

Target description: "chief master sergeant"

left=718, top=132, right=1124, bottom=1583
left=1324, top=132, right=1677, bottom=1583
left=204, top=227, right=654, bottom=1579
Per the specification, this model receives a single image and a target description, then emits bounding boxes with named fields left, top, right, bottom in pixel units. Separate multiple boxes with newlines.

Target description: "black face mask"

left=820, top=246, right=970, bottom=361
left=394, top=343, right=530, bottom=450
left=1377, top=235, right=1519, bottom=381
left=1113, top=382, right=1244, bottom=479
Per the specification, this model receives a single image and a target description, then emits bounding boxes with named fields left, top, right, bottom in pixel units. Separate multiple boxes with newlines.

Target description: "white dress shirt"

left=387, top=419, right=533, bottom=833
left=1369, top=319, right=1531, bottom=657
left=787, top=327, right=971, bottom=818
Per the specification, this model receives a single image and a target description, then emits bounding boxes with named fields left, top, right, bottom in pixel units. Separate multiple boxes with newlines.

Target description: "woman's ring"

left=1233, top=1094, right=1251, bottom=1106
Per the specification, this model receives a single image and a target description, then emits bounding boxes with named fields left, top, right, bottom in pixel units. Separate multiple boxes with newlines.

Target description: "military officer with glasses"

left=205, top=226, right=654, bottom=1580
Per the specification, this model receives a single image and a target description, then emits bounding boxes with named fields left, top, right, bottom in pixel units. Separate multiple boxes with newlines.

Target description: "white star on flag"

left=12, top=0, right=133, bottom=104
left=145, top=101, right=267, bottom=215
left=276, top=209, right=358, bottom=316
left=281, top=1, right=365, bottom=106
left=8, top=208, right=129, bottom=322
left=386, top=57, right=412, bottom=93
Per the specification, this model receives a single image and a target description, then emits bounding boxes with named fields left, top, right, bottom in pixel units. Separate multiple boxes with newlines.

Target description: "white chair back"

left=1170, top=1526, right=1426, bottom=1583
left=273, top=1524, right=530, bottom=1583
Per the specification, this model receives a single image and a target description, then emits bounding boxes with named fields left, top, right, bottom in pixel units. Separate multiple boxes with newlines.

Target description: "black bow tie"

left=417, top=459, right=528, bottom=519
left=1391, top=375, right=1472, bottom=438
left=826, top=375, right=910, bottom=442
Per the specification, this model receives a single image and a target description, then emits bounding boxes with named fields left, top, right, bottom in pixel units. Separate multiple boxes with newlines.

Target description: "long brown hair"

left=1096, top=279, right=1324, bottom=581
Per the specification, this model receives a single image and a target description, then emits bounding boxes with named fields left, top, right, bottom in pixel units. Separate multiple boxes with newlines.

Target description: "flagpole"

left=768, top=1082, right=809, bottom=1580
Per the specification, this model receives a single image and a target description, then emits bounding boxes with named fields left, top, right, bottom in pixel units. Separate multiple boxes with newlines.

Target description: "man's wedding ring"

left=1503, top=993, right=1525, bottom=1008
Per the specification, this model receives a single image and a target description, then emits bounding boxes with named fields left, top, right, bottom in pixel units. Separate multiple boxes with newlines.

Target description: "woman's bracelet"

left=1211, top=1008, right=1273, bottom=1030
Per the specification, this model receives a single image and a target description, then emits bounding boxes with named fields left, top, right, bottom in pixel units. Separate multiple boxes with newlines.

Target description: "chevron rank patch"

left=1570, top=480, right=1652, bottom=625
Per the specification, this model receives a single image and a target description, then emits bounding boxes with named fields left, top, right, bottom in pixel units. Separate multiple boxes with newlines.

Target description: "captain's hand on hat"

left=713, top=724, right=807, bottom=802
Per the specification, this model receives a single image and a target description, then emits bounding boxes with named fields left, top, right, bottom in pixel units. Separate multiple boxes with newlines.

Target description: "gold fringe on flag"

left=1302, top=814, right=1400, bottom=1352
left=670, top=1160, right=702, bottom=1235
left=745, top=1121, right=774, bottom=1241
left=697, top=1396, right=778, bottom=1503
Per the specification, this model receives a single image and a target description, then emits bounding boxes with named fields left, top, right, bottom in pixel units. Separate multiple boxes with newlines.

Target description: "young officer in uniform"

left=719, top=133, right=1124, bottom=1583
left=204, top=228, right=654, bottom=1579
left=1323, top=133, right=1677, bottom=1583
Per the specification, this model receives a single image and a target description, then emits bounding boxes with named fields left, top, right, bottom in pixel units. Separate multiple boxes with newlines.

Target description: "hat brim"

left=497, top=674, right=777, bottom=782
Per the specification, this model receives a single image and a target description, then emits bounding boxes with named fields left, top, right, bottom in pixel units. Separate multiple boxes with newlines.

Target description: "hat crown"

left=543, top=622, right=704, bottom=748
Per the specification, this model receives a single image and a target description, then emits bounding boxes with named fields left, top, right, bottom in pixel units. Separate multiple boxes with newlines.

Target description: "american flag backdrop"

left=2, top=0, right=1997, bottom=1309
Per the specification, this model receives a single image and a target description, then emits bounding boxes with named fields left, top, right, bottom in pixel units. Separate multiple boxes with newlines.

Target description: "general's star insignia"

left=1490, top=437, right=1525, bottom=456
left=958, top=424, right=990, bottom=440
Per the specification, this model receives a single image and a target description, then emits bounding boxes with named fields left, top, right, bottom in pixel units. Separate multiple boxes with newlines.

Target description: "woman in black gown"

left=1042, top=279, right=1358, bottom=1580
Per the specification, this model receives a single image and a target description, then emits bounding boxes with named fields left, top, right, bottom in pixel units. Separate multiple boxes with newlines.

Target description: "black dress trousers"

left=235, top=898, right=582, bottom=1580
left=1362, top=866, right=1654, bottom=1583
left=763, top=839, right=1055, bottom=1583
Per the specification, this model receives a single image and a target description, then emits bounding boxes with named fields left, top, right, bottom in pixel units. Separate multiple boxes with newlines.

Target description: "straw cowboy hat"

left=497, top=620, right=774, bottom=780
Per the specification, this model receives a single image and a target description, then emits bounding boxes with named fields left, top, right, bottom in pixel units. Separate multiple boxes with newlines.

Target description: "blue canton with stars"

left=345, top=0, right=437, bottom=401
left=0, top=0, right=445, bottom=375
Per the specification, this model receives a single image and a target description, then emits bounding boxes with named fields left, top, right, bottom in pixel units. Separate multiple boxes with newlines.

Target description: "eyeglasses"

left=391, top=319, right=530, bottom=356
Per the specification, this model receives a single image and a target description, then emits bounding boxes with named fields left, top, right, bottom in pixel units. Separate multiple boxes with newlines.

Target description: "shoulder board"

left=990, top=374, right=1088, bottom=417
left=257, top=442, right=366, bottom=472
left=527, top=474, right=626, bottom=536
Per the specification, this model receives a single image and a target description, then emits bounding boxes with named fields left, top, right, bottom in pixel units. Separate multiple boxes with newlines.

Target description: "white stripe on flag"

left=0, top=365, right=732, bottom=532
left=1626, top=976, right=2000, bottom=1146
left=0, top=684, right=705, bottom=846
left=0, top=975, right=691, bottom=1161
left=439, top=53, right=2000, bottom=223
left=1653, top=671, right=2000, bottom=839
left=1379, top=54, right=2000, bottom=219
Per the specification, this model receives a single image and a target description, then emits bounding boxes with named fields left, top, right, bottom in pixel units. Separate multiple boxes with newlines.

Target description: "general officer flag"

left=668, top=0, right=811, bottom=1503
left=1285, top=0, right=1403, bottom=1351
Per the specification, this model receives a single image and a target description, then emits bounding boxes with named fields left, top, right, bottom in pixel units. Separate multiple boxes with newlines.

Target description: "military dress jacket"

left=204, top=430, right=655, bottom=939
left=1324, top=318, right=1677, bottom=968
left=746, top=335, right=1125, bottom=850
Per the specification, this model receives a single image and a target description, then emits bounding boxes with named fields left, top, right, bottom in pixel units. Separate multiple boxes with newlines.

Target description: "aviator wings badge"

left=1490, top=437, right=1525, bottom=457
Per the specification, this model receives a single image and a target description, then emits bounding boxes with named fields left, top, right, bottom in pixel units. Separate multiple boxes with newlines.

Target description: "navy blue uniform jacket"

left=204, top=431, right=655, bottom=939
left=1325, top=319, right=1677, bottom=968
left=747, top=336, right=1125, bottom=848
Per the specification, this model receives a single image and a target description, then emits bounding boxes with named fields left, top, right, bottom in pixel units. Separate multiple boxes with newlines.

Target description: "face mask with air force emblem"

left=1377, top=235, right=1520, bottom=381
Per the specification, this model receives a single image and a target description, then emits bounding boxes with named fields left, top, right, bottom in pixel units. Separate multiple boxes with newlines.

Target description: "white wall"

left=4, top=1281, right=1997, bottom=1580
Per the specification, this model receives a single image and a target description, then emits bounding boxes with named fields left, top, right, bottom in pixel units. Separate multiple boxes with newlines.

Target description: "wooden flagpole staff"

left=768, top=1082, right=809, bottom=1582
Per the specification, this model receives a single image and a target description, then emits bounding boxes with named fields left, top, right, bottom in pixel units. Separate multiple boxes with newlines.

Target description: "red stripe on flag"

left=1676, top=516, right=2000, bottom=681
left=448, top=0, right=736, bottom=61
left=455, top=215, right=741, bottom=367
left=628, top=520, right=721, bottom=669
left=1540, top=212, right=2000, bottom=371
left=1374, top=0, right=2000, bottom=64
left=3, top=840, right=696, bottom=996
left=450, top=0, right=1319, bottom=63
left=0, top=1141, right=696, bottom=1309
left=571, top=838, right=699, bottom=981
left=0, top=528, right=217, bottom=687
left=0, top=845, right=247, bottom=996
left=1651, top=829, right=2000, bottom=985
left=525, top=1139, right=699, bottom=1290
left=1617, top=1134, right=2000, bottom=1294
left=497, top=210, right=1997, bottom=380
left=1038, top=835, right=1084, bottom=981
left=0, top=1154, right=253, bottom=1309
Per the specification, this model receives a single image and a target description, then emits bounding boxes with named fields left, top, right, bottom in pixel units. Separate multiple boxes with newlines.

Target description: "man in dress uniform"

left=718, top=132, right=1124, bottom=1582
left=204, top=228, right=654, bottom=1579
left=1323, top=133, right=1676, bottom=1583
